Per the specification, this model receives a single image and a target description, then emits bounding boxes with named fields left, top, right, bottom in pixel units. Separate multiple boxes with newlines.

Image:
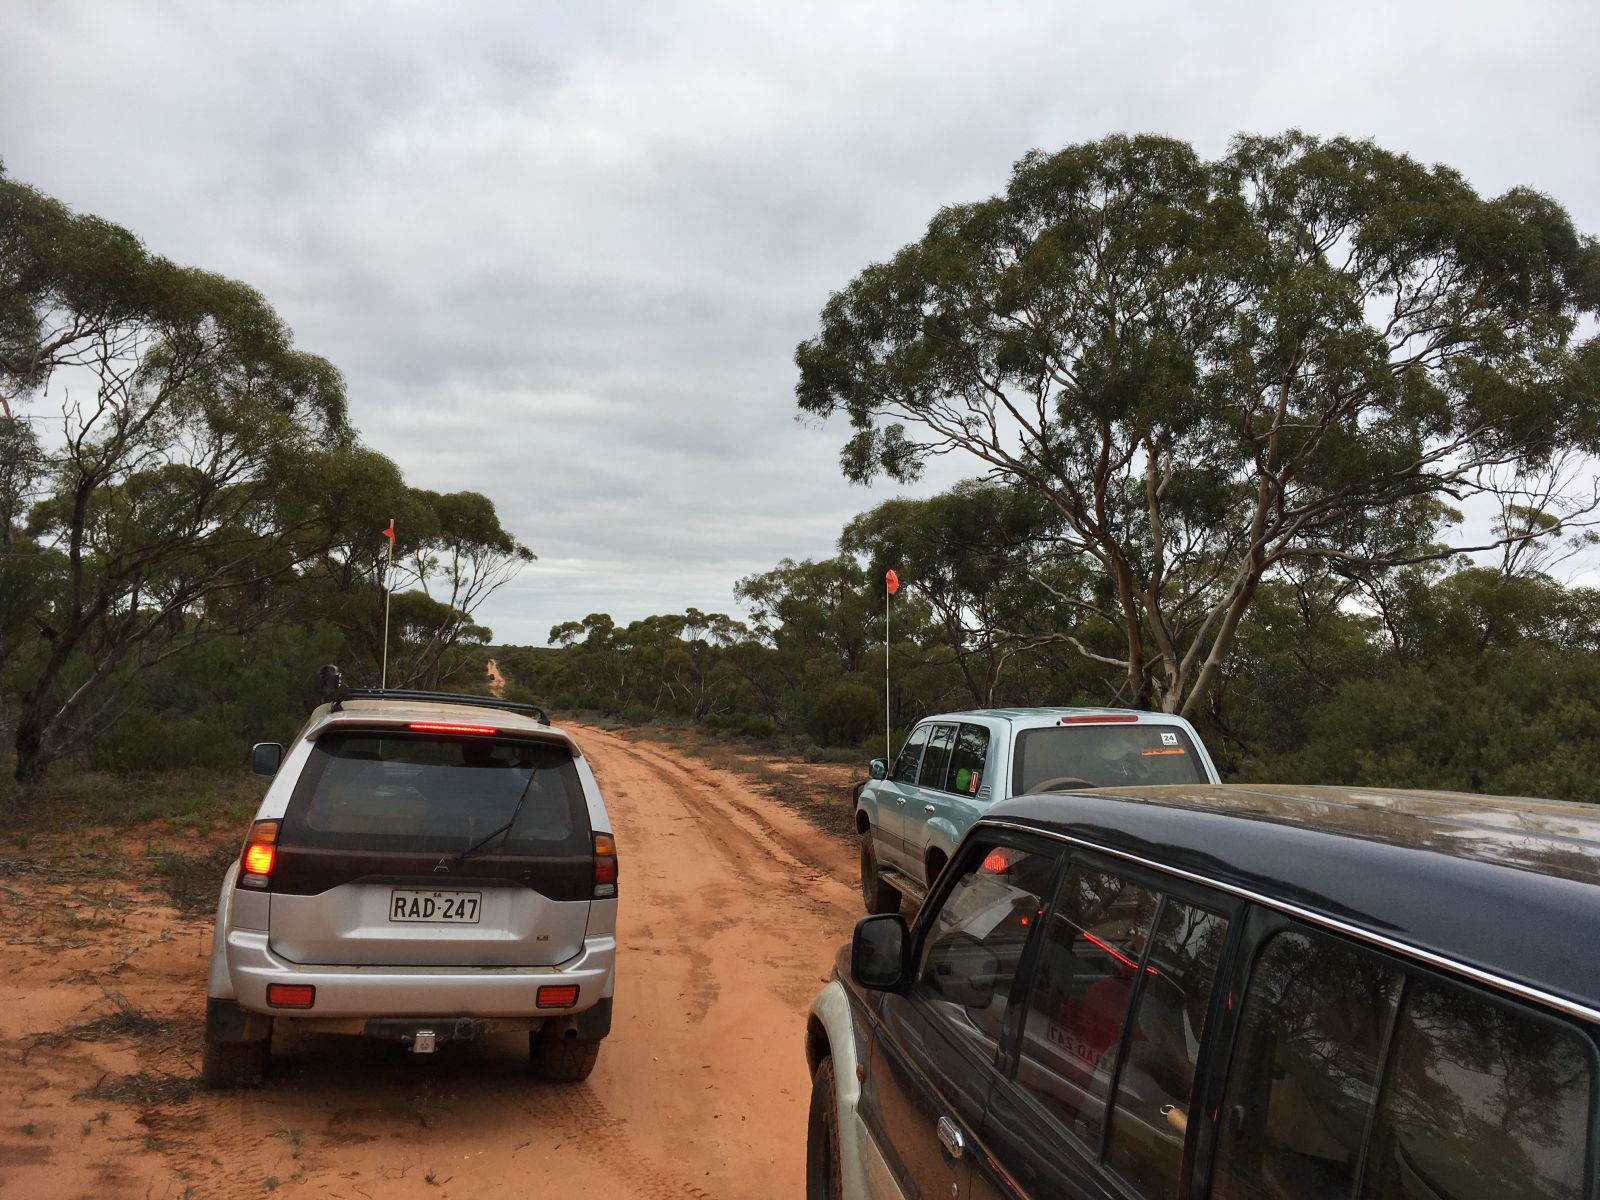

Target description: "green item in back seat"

left=954, top=768, right=971, bottom=792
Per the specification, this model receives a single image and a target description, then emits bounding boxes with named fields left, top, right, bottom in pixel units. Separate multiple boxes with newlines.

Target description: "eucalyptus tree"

left=1, top=170, right=355, bottom=780
left=796, top=132, right=1600, bottom=713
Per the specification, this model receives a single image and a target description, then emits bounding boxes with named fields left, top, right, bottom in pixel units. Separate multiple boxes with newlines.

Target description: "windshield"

left=282, top=729, right=590, bottom=855
left=1012, top=724, right=1206, bottom=793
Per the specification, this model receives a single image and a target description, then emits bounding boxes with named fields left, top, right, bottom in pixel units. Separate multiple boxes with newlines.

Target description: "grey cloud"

left=4, top=0, right=1597, bottom=645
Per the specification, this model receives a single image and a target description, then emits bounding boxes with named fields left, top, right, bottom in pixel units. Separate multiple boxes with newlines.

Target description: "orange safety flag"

left=382, top=520, right=395, bottom=545
left=885, top=568, right=899, bottom=595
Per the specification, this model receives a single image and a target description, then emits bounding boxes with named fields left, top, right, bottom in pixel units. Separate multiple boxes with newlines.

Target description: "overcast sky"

left=3, top=0, right=1597, bottom=645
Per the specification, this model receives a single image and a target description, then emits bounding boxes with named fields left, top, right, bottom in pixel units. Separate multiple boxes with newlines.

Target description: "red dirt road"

left=0, top=725, right=862, bottom=1199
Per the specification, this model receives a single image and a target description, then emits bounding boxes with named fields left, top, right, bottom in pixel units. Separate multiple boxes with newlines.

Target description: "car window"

left=1012, top=725, right=1207, bottom=793
left=1212, top=930, right=1403, bottom=1200
left=1013, top=865, right=1162, bottom=1145
left=948, top=723, right=990, bottom=796
left=283, top=730, right=590, bottom=855
left=914, top=841, right=1056, bottom=1062
left=1358, top=977, right=1591, bottom=1200
left=893, top=724, right=931, bottom=783
left=1104, top=900, right=1231, bottom=1200
left=918, top=723, right=956, bottom=790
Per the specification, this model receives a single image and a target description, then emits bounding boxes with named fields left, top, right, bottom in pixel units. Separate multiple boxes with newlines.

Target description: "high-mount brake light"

left=407, top=721, right=499, bottom=735
left=593, top=832, right=618, bottom=898
left=1059, top=713, right=1140, bottom=724
left=239, top=820, right=279, bottom=890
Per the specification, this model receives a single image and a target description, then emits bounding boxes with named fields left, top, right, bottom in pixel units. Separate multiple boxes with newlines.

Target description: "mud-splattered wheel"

left=860, top=832, right=902, bottom=916
left=806, top=1056, right=844, bottom=1200
left=530, top=1033, right=601, bottom=1083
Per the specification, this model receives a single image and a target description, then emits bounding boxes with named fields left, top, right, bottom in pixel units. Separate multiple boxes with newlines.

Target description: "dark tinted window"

left=284, top=730, right=590, bottom=855
left=1014, top=866, right=1162, bottom=1144
left=1105, top=901, right=1230, bottom=1200
left=918, top=724, right=956, bottom=789
left=893, top=724, right=931, bottom=783
left=948, top=723, right=991, bottom=796
left=1360, top=978, right=1591, bottom=1200
left=1212, top=931, right=1403, bottom=1200
left=915, top=841, right=1055, bottom=1060
left=1012, top=725, right=1206, bottom=793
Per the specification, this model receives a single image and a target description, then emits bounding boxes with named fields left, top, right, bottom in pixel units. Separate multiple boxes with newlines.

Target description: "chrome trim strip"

left=984, top=819, right=1600, bottom=1026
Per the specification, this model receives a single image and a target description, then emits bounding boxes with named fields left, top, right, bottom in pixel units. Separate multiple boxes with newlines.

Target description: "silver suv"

left=203, top=685, right=617, bottom=1087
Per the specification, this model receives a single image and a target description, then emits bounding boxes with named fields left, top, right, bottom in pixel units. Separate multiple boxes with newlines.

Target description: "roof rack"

left=334, top=687, right=550, bottom=726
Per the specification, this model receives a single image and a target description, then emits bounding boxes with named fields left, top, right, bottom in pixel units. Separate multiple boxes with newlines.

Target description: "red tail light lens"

left=239, top=820, right=279, bottom=890
left=267, top=984, right=315, bottom=1008
left=593, top=832, right=617, bottom=897
left=537, top=985, right=579, bottom=1009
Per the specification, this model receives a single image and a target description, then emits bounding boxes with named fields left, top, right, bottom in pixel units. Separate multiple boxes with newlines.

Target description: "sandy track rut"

left=0, top=725, right=859, bottom=1199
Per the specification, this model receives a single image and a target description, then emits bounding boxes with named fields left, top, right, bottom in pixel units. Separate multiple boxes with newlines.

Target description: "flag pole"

left=884, top=568, right=898, bottom=762
left=381, top=518, right=395, bottom=690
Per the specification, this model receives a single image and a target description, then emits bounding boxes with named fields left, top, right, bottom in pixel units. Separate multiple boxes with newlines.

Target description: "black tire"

left=860, top=832, right=903, bottom=916
left=201, top=1029, right=270, bottom=1089
left=530, top=1033, right=601, bottom=1083
left=806, top=1056, right=844, bottom=1200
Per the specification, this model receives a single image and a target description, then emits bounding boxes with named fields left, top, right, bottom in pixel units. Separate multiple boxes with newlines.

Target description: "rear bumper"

left=222, top=928, right=616, bottom=1019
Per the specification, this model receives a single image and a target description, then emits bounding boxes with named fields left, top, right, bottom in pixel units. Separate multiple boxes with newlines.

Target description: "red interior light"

left=981, top=849, right=1014, bottom=874
left=407, top=722, right=498, bottom=735
left=537, top=985, right=579, bottom=1009
left=267, top=984, right=315, bottom=1008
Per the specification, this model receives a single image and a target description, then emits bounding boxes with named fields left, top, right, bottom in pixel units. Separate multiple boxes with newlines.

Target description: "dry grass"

left=615, top=723, right=866, bottom=842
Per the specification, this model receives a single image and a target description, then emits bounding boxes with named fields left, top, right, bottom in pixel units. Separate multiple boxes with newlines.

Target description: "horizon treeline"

left=493, top=493, right=1600, bottom=802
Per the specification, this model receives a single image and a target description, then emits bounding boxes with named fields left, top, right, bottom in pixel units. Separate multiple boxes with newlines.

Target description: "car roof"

left=307, top=700, right=582, bottom=752
left=986, top=784, right=1600, bottom=1017
left=921, top=707, right=1192, bottom=725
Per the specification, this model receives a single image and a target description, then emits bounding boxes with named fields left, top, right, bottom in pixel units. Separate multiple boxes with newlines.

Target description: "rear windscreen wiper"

left=456, top=772, right=537, bottom=862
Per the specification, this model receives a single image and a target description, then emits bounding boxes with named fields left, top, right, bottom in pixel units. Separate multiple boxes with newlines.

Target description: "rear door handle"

left=896, top=797, right=907, bottom=806
left=936, top=1115, right=965, bottom=1160
left=923, top=804, right=936, bottom=814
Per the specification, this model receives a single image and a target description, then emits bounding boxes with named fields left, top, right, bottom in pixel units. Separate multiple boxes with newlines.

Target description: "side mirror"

left=869, top=758, right=888, bottom=781
left=250, top=742, right=284, bottom=777
left=851, top=914, right=910, bottom=991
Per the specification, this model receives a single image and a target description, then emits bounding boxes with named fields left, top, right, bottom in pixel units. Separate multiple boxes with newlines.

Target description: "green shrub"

left=807, top=681, right=881, bottom=747
left=89, top=711, right=242, bottom=774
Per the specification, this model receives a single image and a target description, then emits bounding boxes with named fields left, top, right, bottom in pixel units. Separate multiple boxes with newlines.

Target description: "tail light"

left=537, top=985, right=579, bottom=1009
left=239, top=819, right=279, bottom=890
left=593, top=832, right=617, bottom=898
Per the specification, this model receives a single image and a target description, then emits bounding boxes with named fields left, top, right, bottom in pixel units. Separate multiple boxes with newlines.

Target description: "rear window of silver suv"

left=282, top=730, right=591, bottom=856
left=1012, top=724, right=1207, bottom=792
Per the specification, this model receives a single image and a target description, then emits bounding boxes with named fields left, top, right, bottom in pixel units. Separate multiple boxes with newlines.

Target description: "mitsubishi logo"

left=434, top=859, right=450, bottom=874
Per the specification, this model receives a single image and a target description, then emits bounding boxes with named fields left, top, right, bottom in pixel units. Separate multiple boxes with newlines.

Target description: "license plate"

left=389, top=889, right=482, bottom=924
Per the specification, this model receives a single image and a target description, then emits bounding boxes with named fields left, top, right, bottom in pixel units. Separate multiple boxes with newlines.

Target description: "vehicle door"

left=977, top=853, right=1240, bottom=1200
left=875, top=723, right=932, bottom=871
left=911, top=722, right=994, bottom=874
left=1204, top=915, right=1595, bottom=1200
left=903, top=723, right=956, bottom=879
left=859, top=833, right=1061, bottom=1200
